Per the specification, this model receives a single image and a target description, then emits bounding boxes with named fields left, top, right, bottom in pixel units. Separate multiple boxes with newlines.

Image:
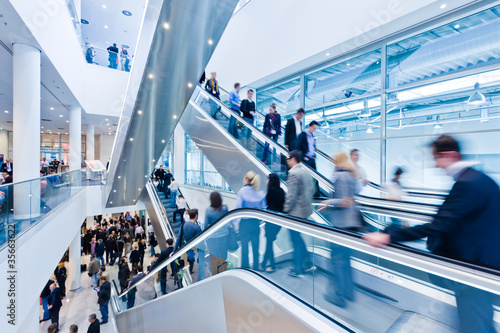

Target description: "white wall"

left=207, top=0, right=474, bottom=89
left=96, top=133, right=116, bottom=166
left=180, top=185, right=237, bottom=225
left=0, top=130, right=8, bottom=160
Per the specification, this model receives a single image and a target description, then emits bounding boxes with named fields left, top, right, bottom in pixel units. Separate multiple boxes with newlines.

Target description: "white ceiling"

left=80, top=0, right=147, bottom=57
left=0, top=0, right=135, bottom=135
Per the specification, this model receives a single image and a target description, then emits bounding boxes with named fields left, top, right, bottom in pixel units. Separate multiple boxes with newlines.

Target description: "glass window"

left=387, top=5, right=500, bottom=88
left=186, top=152, right=201, bottom=171
left=186, top=171, right=201, bottom=186
left=306, top=97, right=381, bottom=142
left=305, top=49, right=381, bottom=109
left=256, top=77, right=301, bottom=117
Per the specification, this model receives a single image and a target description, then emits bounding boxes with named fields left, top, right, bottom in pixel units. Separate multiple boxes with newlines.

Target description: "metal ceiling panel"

left=106, top=0, right=238, bottom=207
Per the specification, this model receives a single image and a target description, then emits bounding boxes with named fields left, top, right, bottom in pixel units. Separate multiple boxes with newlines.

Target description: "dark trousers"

left=110, top=251, right=123, bottom=265
left=262, top=134, right=278, bottom=163
left=228, top=109, right=239, bottom=138
left=105, top=250, right=113, bottom=263
left=240, top=233, right=259, bottom=270
left=127, top=291, right=135, bottom=309
left=99, top=302, right=109, bottom=323
left=262, top=237, right=276, bottom=269
left=290, top=230, right=311, bottom=273
left=160, top=276, right=167, bottom=295
left=173, top=208, right=185, bottom=223
left=49, top=309, right=59, bottom=331
left=303, top=158, right=321, bottom=196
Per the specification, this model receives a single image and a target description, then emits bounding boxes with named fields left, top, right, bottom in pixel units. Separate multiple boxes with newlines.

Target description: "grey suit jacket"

left=283, top=165, right=314, bottom=219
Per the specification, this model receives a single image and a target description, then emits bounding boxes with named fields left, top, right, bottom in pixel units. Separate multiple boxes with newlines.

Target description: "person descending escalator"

left=320, top=151, right=362, bottom=308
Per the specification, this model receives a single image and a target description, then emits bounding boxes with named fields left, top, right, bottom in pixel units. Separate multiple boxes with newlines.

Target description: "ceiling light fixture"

left=122, top=10, right=132, bottom=16
left=366, top=126, right=374, bottom=134
left=467, top=82, right=486, bottom=105
left=187, top=82, right=193, bottom=88
left=440, top=3, right=447, bottom=9
left=173, top=115, right=177, bottom=119
left=320, top=120, right=329, bottom=129
left=106, top=123, right=110, bottom=126
left=208, top=39, right=213, bottom=45
left=105, top=118, right=109, bottom=121
left=129, top=138, right=133, bottom=141
left=104, top=25, right=108, bottom=29
left=102, top=4, right=106, bottom=9
left=359, top=100, right=371, bottom=117
left=161, top=139, right=165, bottom=143
left=4, top=110, right=8, bottom=113
left=326, top=52, right=330, bottom=56
left=110, top=202, right=113, bottom=204
left=50, top=107, right=54, bottom=110
left=59, top=115, right=63, bottom=117
left=163, top=22, right=170, bottom=30
left=137, top=110, right=142, bottom=114
left=66, top=120, right=69, bottom=123
left=346, top=63, right=351, bottom=66
left=148, top=73, right=154, bottom=79
left=118, top=176, right=121, bottom=179
left=454, top=24, right=460, bottom=29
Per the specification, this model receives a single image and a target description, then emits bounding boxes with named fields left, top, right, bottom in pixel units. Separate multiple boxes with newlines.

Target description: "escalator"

left=110, top=208, right=500, bottom=332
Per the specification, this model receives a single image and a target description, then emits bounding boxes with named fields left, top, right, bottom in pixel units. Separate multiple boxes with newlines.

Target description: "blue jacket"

left=388, top=167, right=500, bottom=268
left=96, top=242, right=105, bottom=257
left=228, top=89, right=241, bottom=112
left=263, top=113, right=282, bottom=136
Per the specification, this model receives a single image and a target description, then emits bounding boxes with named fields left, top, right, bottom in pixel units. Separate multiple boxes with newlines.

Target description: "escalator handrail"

left=195, top=87, right=335, bottom=192
left=145, top=180, right=176, bottom=240
left=219, top=86, right=447, bottom=201
left=117, top=208, right=500, bottom=299
left=355, top=194, right=441, bottom=215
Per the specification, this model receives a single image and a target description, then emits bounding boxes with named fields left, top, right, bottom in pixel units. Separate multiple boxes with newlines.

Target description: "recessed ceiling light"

left=109, top=133, right=112, bottom=135
left=173, top=115, right=177, bottom=119
left=4, top=110, right=8, bottom=113
left=106, top=41, right=109, bottom=44
left=440, top=3, right=447, bottom=9
left=138, top=188, right=141, bottom=191
left=41, top=126, right=44, bottom=129
left=66, top=120, right=69, bottom=123
left=137, top=110, right=142, bottom=115
left=129, top=138, right=133, bottom=141
left=81, top=19, right=89, bottom=24
left=208, top=39, right=213, bottom=45
left=163, top=22, right=170, bottom=30
left=133, top=199, right=136, bottom=202
left=145, top=175, right=148, bottom=178
left=110, top=202, right=113, bottom=204
left=105, top=118, right=109, bottom=121
left=148, top=73, right=154, bottom=79
left=347, top=63, right=351, bottom=66
left=118, top=176, right=121, bottom=179
left=50, top=107, right=54, bottom=110
left=454, top=24, right=460, bottom=29
left=59, top=115, right=63, bottom=117
left=161, top=139, right=165, bottom=143
left=187, top=82, right=193, bottom=88
left=102, top=4, right=106, bottom=9
left=122, top=10, right=132, bottom=16
left=326, top=52, right=330, bottom=56
left=113, top=190, right=116, bottom=192
left=104, top=25, right=108, bottom=29
left=106, top=123, right=110, bottom=126
left=152, top=159, right=155, bottom=162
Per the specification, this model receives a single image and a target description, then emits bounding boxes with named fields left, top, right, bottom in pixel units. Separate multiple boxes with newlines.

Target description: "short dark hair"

left=267, top=173, right=281, bottom=190
left=89, top=313, right=97, bottom=321
left=350, top=149, right=359, bottom=156
left=166, top=238, right=174, bottom=246
left=248, top=89, right=254, bottom=93
left=69, top=324, right=78, bottom=333
left=100, top=265, right=106, bottom=272
left=137, top=265, right=143, bottom=272
left=309, top=120, right=319, bottom=127
left=179, top=194, right=184, bottom=198
left=270, top=103, right=276, bottom=110
left=288, top=150, right=303, bottom=163
left=188, top=209, right=199, bottom=220
left=234, top=82, right=240, bottom=89
left=209, top=191, right=222, bottom=211
left=297, top=108, right=306, bottom=115
left=99, top=276, right=107, bottom=281
left=431, top=135, right=460, bottom=153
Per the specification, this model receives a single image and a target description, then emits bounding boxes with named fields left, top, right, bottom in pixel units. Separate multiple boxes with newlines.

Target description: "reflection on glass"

left=114, top=212, right=499, bottom=333
left=305, top=49, right=381, bottom=109
left=256, top=77, right=301, bottom=117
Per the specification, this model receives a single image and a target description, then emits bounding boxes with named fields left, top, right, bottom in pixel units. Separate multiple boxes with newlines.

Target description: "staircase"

left=154, top=186, right=182, bottom=236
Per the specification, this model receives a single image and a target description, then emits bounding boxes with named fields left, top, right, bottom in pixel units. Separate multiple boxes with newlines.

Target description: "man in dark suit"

left=97, top=277, right=111, bottom=324
left=154, top=165, right=166, bottom=189
left=147, top=238, right=175, bottom=295
left=1, top=159, right=13, bottom=175
left=296, top=120, right=319, bottom=170
left=163, top=169, right=173, bottom=197
left=47, top=283, right=62, bottom=332
left=87, top=313, right=100, bottom=333
left=364, top=135, right=500, bottom=332
left=284, top=108, right=305, bottom=151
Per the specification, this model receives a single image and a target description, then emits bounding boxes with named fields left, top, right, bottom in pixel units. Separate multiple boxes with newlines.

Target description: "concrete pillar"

left=12, top=43, right=41, bottom=219
left=69, top=106, right=82, bottom=171
left=86, top=124, right=94, bottom=160
left=68, top=229, right=81, bottom=290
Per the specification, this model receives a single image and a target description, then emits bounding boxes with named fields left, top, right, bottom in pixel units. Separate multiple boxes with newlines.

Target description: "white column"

left=86, top=216, right=94, bottom=229
left=68, top=229, right=81, bottom=290
left=69, top=106, right=82, bottom=171
left=86, top=124, right=94, bottom=160
left=13, top=43, right=41, bottom=219
left=173, top=126, right=186, bottom=184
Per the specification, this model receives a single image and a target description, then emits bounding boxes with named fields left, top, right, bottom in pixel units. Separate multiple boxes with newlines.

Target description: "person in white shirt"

left=40, top=158, right=49, bottom=175
left=350, top=149, right=369, bottom=187
left=134, top=225, right=144, bottom=238
left=168, top=178, right=179, bottom=208
left=173, top=195, right=187, bottom=223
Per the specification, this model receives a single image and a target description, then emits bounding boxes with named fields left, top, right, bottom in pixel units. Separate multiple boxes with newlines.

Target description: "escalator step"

left=385, top=312, right=456, bottom=333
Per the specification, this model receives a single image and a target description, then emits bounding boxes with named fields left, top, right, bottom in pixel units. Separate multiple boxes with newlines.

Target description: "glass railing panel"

left=0, top=169, right=104, bottom=249
left=192, top=89, right=288, bottom=180
left=114, top=210, right=500, bottom=333
left=83, top=46, right=133, bottom=72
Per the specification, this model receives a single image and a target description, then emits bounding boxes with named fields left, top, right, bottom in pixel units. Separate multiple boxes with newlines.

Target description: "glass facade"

left=40, top=133, right=86, bottom=166
left=255, top=4, right=500, bottom=189
left=185, top=135, right=232, bottom=192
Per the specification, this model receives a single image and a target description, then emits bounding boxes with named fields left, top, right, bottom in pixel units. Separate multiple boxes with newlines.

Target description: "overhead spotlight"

left=467, top=82, right=486, bottom=105
left=118, top=176, right=121, bottom=179
left=454, top=24, right=460, bottom=29
left=148, top=73, right=154, bottom=79
left=59, top=115, right=63, bottom=117
left=50, top=107, right=54, bottom=110
left=129, top=138, right=133, bottom=141
left=110, top=202, right=113, bottom=204
left=41, top=126, right=44, bottom=129
left=173, top=115, right=177, bottom=119
left=433, top=115, right=443, bottom=129
left=4, top=110, right=8, bottom=113
left=326, top=52, right=330, bottom=57
left=104, top=25, right=108, bottom=29
left=346, top=63, right=351, bottom=66
left=440, top=3, right=447, bottom=9
left=137, top=110, right=142, bottom=114
left=106, top=123, right=110, bottom=126
left=187, top=82, right=193, bottom=88
left=208, top=39, right=213, bottom=45
left=163, top=22, right=170, bottom=30
left=480, top=108, right=489, bottom=123
left=161, top=139, right=165, bottom=143
left=366, top=126, right=374, bottom=134
left=66, top=120, right=69, bottom=123
left=321, top=120, right=329, bottom=129
left=105, top=118, right=109, bottom=121
left=102, top=4, right=106, bottom=9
